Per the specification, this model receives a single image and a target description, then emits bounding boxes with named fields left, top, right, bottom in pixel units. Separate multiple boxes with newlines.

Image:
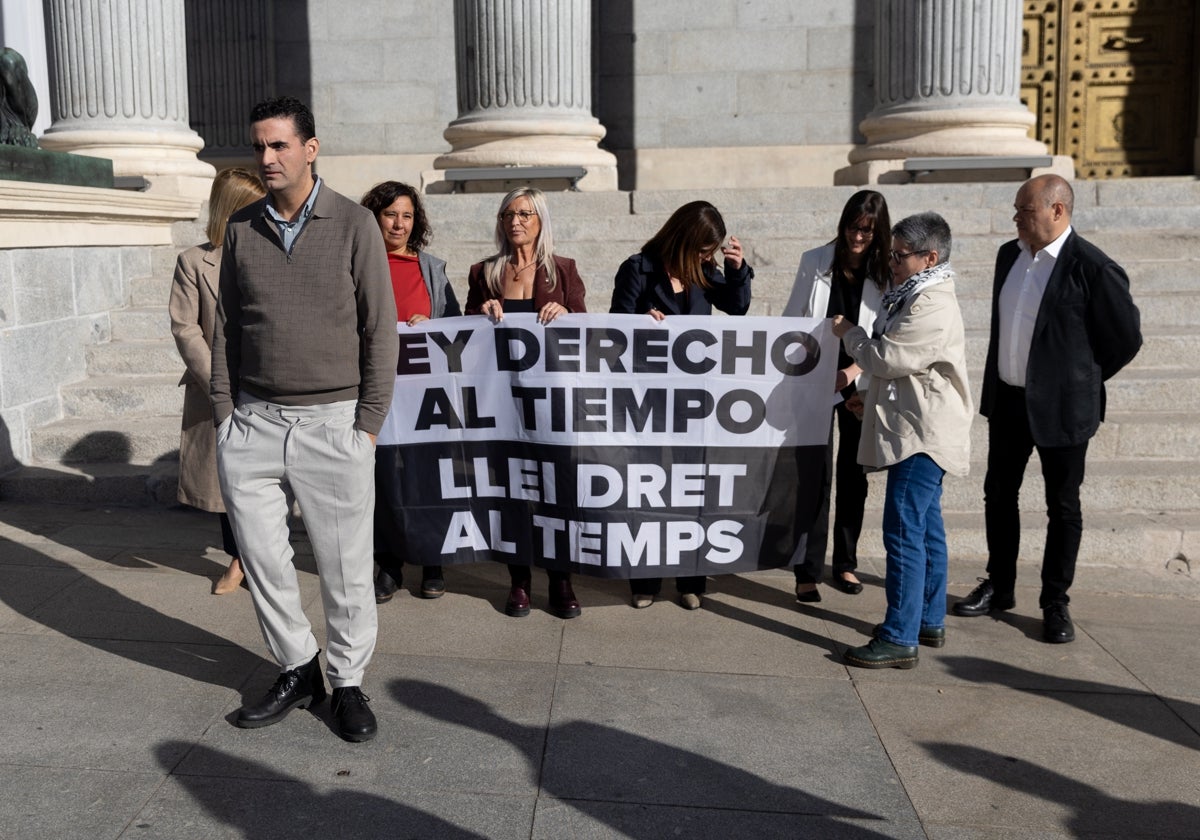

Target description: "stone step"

left=962, top=411, right=1199, bottom=463
left=111, top=307, right=172, bottom=342
left=0, top=461, right=178, bottom=506
left=850, top=511, right=1198, bottom=571
left=86, top=340, right=182, bottom=376
left=30, top=414, right=180, bottom=465
left=852, top=458, right=1199, bottom=515
left=61, top=374, right=183, bottom=418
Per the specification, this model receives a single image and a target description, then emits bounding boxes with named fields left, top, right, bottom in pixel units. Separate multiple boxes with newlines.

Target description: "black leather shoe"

left=873, top=623, right=945, bottom=648
left=830, top=572, right=864, bottom=595
left=548, top=577, right=582, bottom=619
left=419, top=566, right=446, bottom=599
left=951, top=578, right=1015, bottom=616
left=844, top=637, right=919, bottom=669
left=1043, top=603, right=1075, bottom=643
left=374, top=571, right=400, bottom=604
left=505, top=579, right=531, bottom=617
left=331, top=686, right=377, bottom=742
left=795, top=582, right=822, bottom=603
left=236, top=653, right=325, bottom=729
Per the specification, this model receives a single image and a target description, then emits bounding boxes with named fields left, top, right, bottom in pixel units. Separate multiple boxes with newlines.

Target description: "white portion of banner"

left=377, top=313, right=838, bottom=449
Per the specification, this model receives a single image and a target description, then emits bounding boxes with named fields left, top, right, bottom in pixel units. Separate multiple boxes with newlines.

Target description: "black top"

left=502, top=297, right=537, bottom=314
left=826, top=264, right=868, bottom=392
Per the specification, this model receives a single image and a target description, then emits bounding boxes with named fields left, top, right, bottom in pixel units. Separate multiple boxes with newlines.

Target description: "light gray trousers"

left=217, top=395, right=377, bottom=688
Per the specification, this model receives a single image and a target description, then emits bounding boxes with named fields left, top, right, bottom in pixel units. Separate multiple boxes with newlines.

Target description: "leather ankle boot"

left=236, top=652, right=326, bottom=728
left=549, top=576, right=581, bottom=619
left=505, top=578, right=531, bottom=617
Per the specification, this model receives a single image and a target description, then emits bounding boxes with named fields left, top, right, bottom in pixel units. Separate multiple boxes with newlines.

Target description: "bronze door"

left=1022, top=0, right=1197, bottom=178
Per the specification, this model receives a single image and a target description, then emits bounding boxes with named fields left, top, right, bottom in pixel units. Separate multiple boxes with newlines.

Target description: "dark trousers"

left=795, top=401, right=868, bottom=583
left=629, top=575, right=706, bottom=596
left=983, top=382, right=1088, bottom=608
left=508, top=564, right=570, bottom=587
left=218, top=512, right=239, bottom=558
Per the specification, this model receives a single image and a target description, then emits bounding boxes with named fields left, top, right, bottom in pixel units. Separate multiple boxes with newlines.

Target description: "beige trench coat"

left=169, top=242, right=225, bottom=511
left=841, top=274, right=973, bottom=477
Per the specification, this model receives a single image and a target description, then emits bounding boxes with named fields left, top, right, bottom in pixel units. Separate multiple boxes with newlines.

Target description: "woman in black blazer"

left=609, top=200, right=753, bottom=610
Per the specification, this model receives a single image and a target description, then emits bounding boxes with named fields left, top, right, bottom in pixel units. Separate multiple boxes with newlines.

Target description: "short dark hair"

left=360, top=181, right=432, bottom=253
left=249, top=96, right=316, bottom=142
left=893, top=212, right=952, bottom=265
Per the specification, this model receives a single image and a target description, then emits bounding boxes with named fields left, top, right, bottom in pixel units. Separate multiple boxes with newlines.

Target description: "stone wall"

left=594, top=1, right=871, bottom=151
left=287, top=1, right=873, bottom=196
left=0, top=245, right=153, bottom=469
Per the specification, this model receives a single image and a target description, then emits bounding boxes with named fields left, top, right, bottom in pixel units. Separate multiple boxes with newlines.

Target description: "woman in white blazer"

left=783, top=190, right=891, bottom=603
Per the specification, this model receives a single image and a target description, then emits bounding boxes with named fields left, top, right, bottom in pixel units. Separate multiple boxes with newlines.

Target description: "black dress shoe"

left=873, top=623, right=946, bottom=648
left=374, top=571, right=400, bottom=604
left=236, top=653, right=325, bottom=729
left=951, top=578, right=1015, bottom=616
left=1043, top=603, right=1075, bottom=643
left=548, top=577, right=581, bottom=619
left=331, top=686, right=377, bottom=742
left=419, top=566, right=446, bottom=599
left=844, top=638, right=919, bottom=670
left=830, top=573, right=864, bottom=595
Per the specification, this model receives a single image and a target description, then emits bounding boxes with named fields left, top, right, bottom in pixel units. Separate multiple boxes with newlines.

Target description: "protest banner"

left=375, top=313, right=838, bottom=578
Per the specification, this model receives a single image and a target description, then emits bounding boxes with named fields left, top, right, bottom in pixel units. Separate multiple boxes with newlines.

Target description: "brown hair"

left=360, top=180, right=432, bottom=253
left=643, top=200, right=726, bottom=291
left=206, top=168, right=265, bottom=246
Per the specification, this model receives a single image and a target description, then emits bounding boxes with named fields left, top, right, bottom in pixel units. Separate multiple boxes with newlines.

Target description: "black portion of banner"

left=374, top=440, right=824, bottom=579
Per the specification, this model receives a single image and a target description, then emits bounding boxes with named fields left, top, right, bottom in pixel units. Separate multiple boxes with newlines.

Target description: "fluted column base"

left=40, top=127, right=215, bottom=198
left=849, top=106, right=1046, bottom=162
left=435, top=114, right=617, bottom=191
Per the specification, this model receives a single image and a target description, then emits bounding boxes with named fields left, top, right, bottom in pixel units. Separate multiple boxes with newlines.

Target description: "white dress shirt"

left=997, top=225, right=1072, bottom=387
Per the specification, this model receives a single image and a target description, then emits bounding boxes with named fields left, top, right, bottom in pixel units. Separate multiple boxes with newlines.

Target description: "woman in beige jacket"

left=169, top=169, right=265, bottom=594
left=832, top=212, right=972, bottom=669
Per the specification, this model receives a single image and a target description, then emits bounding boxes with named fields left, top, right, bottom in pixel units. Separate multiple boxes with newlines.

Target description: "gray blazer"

left=418, top=251, right=461, bottom=319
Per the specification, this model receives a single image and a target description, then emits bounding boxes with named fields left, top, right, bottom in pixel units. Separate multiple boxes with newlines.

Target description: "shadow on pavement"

left=923, top=741, right=1200, bottom=837
left=154, top=741, right=490, bottom=839
left=940, top=657, right=1200, bottom=749
left=392, top=678, right=900, bottom=839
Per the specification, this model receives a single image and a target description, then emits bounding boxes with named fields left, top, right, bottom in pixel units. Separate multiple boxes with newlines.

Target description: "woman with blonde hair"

left=465, top=187, right=587, bottom=618
left=169, top=168, right=265, bottom=593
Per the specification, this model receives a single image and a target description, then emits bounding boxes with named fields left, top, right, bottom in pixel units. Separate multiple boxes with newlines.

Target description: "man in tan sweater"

left=211, top=96, right=397, bottom=741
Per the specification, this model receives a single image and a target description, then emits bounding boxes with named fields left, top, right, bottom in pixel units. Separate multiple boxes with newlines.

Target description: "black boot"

left=236, top=653, right=326, bottom=729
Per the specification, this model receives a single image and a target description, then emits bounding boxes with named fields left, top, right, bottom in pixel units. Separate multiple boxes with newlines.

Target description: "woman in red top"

left=465, top=187, right=587, bottom=619
left=361, top=181, right=460, bottom=604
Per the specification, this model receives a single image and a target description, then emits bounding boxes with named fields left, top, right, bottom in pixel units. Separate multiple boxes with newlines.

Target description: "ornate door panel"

left=1022, top=0, right=1196, bottom=178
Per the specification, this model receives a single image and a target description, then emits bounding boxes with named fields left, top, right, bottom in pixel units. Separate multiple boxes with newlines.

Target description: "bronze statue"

left=0, top=48, right=38, bottom=148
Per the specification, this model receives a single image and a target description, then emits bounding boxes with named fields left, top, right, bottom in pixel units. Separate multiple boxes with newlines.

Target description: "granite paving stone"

left=1, top=499, right=1198, bottom=839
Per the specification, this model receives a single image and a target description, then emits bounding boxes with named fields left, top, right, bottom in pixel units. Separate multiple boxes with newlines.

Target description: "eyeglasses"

left=848, top=225, right=874, bottom=238
left=889, top=249, right=929, bottom=262
left=499, top=210, right=538, bottom=224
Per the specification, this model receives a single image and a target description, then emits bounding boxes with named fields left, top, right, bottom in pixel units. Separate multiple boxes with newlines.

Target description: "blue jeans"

left=877, top=453, right=947, bottom=648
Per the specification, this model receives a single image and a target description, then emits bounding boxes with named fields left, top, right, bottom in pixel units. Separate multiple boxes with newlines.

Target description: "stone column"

left=434, top=0, right=617, bottom=191
left=842, top=0, right=1058, bottom=184
left=39, top=0, right=214, bottom=199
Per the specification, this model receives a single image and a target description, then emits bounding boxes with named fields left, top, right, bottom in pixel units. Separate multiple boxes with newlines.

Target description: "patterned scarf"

left=873, top=262, right=955, bottom=336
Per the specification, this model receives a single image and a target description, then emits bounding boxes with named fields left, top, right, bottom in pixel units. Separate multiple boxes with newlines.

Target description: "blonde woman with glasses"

left=465, top=187, right=587, bottom=619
